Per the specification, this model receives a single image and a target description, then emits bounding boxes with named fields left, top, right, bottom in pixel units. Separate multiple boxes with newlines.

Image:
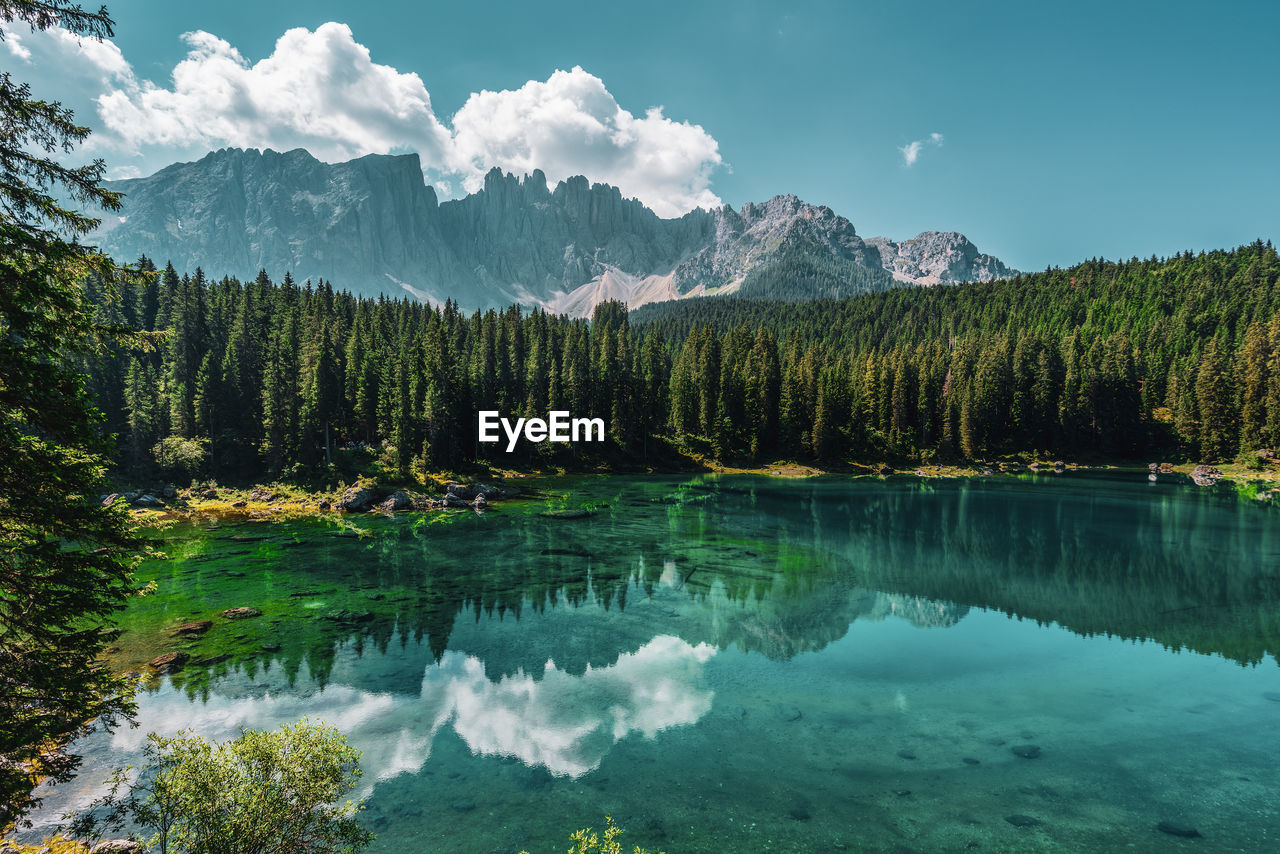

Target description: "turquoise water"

left=26, top=473, right=1280, bottom=852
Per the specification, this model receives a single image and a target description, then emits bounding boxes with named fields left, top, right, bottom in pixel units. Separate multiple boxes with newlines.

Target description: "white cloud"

left=4, top=30, right=32, bottom=61
left=900, top=131, right=944, bottom=166
left=450, top=67, right=722, bottom=217
left=20, top=23, right=724, bottom=216
left=1, top=26, right=131, bottom=90
left=95, top=23, right=453, bottom=165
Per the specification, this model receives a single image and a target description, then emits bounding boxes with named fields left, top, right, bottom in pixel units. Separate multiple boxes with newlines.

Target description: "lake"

left=24, top=472, right=1280, bottom=852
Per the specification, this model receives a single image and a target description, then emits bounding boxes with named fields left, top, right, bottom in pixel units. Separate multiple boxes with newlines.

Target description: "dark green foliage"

left=85, top=243, right=1280, bottom=477
left=1, top=0, right=140, bottom=826
left=73, top=720, right=374, bottom=854
left=736, top=245, right=898, bottom=301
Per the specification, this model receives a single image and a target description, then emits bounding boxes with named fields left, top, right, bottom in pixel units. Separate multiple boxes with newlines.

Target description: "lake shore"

left=113, top=454, right=1280, bottom=527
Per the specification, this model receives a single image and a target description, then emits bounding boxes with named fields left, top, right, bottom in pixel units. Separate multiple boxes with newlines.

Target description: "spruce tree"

left=0, top=0, right=139, bottom=823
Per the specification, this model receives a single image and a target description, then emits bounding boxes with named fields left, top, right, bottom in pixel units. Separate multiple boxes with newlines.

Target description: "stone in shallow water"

left=221, top=607, right=262, bottom=619
left=1262, top=691, right=1280, bottom=702
left=1011, top=744, right=1041, bottom=759
left=148, top=651, right=189, bottom=674
left=450, top=799, right=476, bottom=813
left=1005, top=814, right=1042, bottom=828
left=896, top=749, right=917, bottom=760
left=963, top=757, right=981, bottom=765
left=775, top=704, right=802, bottom=722
left=1157, top=821, right=1202, bottom=839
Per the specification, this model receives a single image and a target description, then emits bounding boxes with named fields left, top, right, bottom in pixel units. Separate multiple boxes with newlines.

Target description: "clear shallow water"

left=25, top=473, right=1280, bottom=852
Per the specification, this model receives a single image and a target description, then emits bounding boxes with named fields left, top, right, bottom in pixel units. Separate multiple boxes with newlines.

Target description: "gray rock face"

left=98, top=148, right=448, bottom=299
left=669, top=194, right=882, bottom=293
left=95, top=148, right=1017, bottom=315
left=864, top=231, right=1016, bottom=285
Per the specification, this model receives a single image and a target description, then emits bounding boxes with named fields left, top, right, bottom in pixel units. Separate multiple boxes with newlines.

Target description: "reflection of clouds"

left=440, top=635, right=715, bottom=776
left=96, top=635, right=714, bottom=797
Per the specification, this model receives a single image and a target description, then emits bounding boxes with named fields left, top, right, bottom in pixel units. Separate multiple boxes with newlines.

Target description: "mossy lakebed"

left=22, top=471, right=1280, bottom=853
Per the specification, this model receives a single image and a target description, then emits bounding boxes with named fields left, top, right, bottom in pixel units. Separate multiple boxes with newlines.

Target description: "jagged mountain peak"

left=95, top=147, right=1017, bottom=315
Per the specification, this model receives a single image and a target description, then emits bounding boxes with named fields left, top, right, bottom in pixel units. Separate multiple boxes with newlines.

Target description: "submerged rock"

left=1157, top=821, right=1202, bottom=839
left=539, top=508, right=596, bottom=520
left=324, top=608, right=374, bottom=624
left=1011, top=744, right=1041, bottom=759
left=221, top=607, right=263, bottom=620
left=173, top=620, right=212, bottom=636
left=148, top=651, right=189, bottom=674
left=1005, top=814, right=1042, bottom=828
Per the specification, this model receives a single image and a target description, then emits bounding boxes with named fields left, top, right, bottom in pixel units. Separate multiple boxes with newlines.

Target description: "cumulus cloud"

left=95, top=23, right=453, bottom=164
left=900, top=131, right=944, bottom=166
left=19, top=23, right=723, bottom=216
left=2, top=25, right=132, bottom=122
left=450, top=67, right=722, bottom=217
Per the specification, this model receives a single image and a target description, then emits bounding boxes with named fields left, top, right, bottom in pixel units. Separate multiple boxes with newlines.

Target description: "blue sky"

left=8, top=0, right=1278, bottom=270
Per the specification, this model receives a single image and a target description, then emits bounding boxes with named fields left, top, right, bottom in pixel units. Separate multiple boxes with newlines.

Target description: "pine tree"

left=1195, top=340, right=1237, bottom=461
left=0, top=0, right=139, bottom=822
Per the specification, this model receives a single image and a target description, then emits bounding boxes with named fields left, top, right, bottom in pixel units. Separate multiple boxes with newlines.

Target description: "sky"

left=6, top=0, right=1278, bottom=271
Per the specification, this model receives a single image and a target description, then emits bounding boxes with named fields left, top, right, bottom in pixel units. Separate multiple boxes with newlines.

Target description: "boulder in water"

left=148, top=652, right=189, bottom=674
left=221, top=607, right=262, bottom=620
left=1157, top=821, right=1202, bottom=839
left=1190, top=464, right=1223, bottom=486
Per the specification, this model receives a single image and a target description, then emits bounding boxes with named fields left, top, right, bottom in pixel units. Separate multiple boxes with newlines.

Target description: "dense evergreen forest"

left=83, top=242, right=1280, bottom=483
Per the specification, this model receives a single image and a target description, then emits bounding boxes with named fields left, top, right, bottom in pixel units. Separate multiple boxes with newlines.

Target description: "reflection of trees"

left=786, top=476, right=1280, bottom=666
left=128, top=473, right=1278, bottom=700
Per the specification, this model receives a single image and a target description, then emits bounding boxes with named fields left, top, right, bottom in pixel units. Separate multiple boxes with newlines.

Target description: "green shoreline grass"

left=119, top=454, right=1280, bottom=527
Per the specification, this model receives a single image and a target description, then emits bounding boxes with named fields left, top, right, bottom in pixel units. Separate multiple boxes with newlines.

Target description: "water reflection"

left=113, top=473, right=1279, bottom=701
left=112, top=634, right=713, bottom=781
left=22, top=473, right=1280, bottom=851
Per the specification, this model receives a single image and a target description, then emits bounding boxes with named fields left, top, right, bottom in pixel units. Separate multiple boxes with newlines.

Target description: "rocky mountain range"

left=94, top=147, right=1016, bottom=316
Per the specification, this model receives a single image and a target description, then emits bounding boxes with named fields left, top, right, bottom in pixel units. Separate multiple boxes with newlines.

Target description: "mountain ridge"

left=95, top=147, right=1017, bottom=315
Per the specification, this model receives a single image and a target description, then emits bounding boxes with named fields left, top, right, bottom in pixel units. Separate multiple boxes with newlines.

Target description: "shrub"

left=151, top=437, right=210, bottom=479
left=72, top=720, right=373, bottom=854
left=522, top=816, right=663, bottom=854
